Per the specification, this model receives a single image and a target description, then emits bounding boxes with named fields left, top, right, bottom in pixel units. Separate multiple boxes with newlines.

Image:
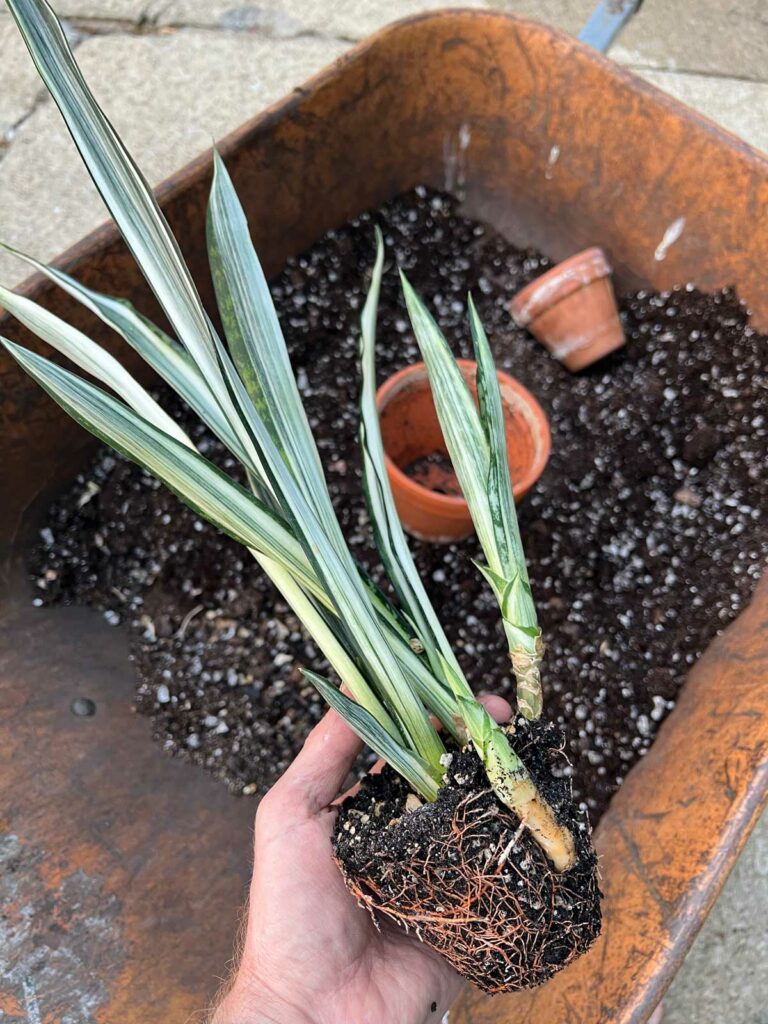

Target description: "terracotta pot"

left=376, top=360, right=550, bottom=542
left=1, top=11, right=766, bottom=1024
left=508, top=247, right=625, bottom=371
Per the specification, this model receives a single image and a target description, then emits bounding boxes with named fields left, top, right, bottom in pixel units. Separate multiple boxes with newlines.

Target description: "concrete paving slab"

left=24, top=0, right=150, bottom=19
left=39, top=0, right=487, bottom=38
left=662, top=809, right=767, bottom=1024
left=0, top=15, right=44, bottom=139
left=153, top=0, right=486, bottom=40
left=491, top=0, right=768, bottom=79
left=636, top=69, right=768, bottom=155
left=490, top=0, right=597, bottom=39
left=0, top=27, right=345, bottom=288
left=611, top=0, right=768, bottom=80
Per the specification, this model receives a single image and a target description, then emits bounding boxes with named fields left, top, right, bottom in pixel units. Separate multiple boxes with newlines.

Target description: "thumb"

left=264, top=709, right=363, bottom=818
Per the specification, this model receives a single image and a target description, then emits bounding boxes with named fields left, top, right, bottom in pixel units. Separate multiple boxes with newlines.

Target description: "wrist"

left=211, top=975, right=313, bottom=1024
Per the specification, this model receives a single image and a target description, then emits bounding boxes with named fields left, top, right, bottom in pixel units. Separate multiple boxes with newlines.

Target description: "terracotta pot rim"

left=509, top=247, right=612, bottom=327
left=376, top=359, right=551, bottom=511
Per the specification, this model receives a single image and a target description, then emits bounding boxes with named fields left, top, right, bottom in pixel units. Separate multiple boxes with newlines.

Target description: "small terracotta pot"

left=376, top=359, right=551, bottom=543
left=508, top=247, right=625, bottom=372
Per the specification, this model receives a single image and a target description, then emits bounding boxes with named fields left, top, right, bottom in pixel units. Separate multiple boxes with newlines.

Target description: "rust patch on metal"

left=0, top=833, right=124, bottom=1023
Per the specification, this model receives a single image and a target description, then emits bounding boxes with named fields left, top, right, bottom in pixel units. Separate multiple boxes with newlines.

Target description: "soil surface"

left=334, top=717, right=601, bottom=992
left=30, top=186, right=768, bottom=822
left=405, top=451, right=462, bottom=496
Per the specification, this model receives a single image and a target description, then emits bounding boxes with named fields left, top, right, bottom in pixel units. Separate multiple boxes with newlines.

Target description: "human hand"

left=211, top=694, right=512, bottom=1024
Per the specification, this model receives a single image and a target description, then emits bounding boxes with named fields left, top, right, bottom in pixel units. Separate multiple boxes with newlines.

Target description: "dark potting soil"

left=30, top=187, right=768, bottom=822
left=405, top=451, right=463, bottom=496
left=334, top=717, right=601, bottom=992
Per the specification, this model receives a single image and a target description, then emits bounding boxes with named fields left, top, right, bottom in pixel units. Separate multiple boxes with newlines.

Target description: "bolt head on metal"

left=71, top=697, right=97, bottom=717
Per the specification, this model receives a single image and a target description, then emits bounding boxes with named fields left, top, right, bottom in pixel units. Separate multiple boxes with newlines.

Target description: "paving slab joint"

left=45, top=12, right=354, bottom=46
left=621, top=60, right=768, bottom=87
left=1, top=86, right=52, bottom=166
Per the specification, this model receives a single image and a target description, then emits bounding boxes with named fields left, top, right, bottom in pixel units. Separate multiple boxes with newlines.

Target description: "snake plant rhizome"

left=3, top=0, right=601, bottom=993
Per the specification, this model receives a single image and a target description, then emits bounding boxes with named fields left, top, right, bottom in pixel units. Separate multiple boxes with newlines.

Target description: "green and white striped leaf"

left=1, top=338, right=322, bottom=600
left=6, top=0, right=215, bottom=370
left=302, top=670, right=441, bottom=799
left=258, top=555, right=403, bottom=742
left=0, top=242, right=246, bottom=465
left=391, top=641, right=462, bottom=743
left=359, top=231, right=468, bottom=699
left=401, top=276, right=543, bottom=719
left=468, top=297, right=542, bottom=717
left=203, top=190, right=445, bottom=767
left=399, top=273, right=497, bottom=558
left=0, top=283, right=192, bottom=448
left=469, top=295, right=520, bottom=576
left=208, top=151, right=378, bottom=581
left=5, top=0, right=262, bottom=474
left=207, top=153, right=333, bottom=504
left=469, top=298, right=537, bottom=631
left=474, top=563, right=537, bottom=635
left=219, top=337, right=447, bottom=766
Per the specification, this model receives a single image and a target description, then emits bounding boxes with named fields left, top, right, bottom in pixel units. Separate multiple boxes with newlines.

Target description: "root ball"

left=334, top=719, right=602, bottom=993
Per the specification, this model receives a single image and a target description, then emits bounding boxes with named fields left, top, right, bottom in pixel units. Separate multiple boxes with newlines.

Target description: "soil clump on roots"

left=334, top=718, right=601, bottom=993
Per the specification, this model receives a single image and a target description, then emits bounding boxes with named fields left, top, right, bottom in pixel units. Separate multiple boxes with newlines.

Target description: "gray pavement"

left=0, top=2, right=766, bottom=1021
left=2, top=1, right=768, bottom=287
